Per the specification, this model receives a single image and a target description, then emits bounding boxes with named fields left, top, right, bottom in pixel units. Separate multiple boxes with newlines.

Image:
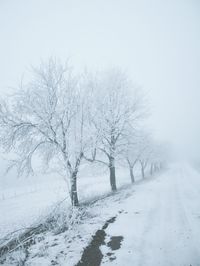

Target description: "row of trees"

left=0, top=59, right=166, bottom=206
left=124, top=131, right=165, bottom=182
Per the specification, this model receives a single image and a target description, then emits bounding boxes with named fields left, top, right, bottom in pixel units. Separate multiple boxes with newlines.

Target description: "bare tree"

left=88, top=69, right=144, bottom=191
left=0, top=59, right=94, bottom=206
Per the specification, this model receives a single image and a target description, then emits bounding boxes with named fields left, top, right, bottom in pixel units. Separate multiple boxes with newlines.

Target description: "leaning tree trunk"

left=129, top=166, right=135, bottom=183
left=109, top=156, right=117, bottom=192
left=70, top=172, right=79, bottom=206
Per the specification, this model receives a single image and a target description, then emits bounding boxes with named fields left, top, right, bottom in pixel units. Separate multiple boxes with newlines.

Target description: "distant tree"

left=123, top=132, right=142, bottom=183
left=0, top=59, right=95, bottom=206
left=149, top=142, right=168, bottom=175
left=136, top=132, right=153, bottom=179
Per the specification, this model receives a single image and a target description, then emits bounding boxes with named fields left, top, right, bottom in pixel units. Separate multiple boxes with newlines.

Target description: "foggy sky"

left=0, top=0, right=200, bottom=160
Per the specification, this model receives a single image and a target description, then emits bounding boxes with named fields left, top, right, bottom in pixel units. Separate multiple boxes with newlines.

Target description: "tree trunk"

left=154, top=163, right=158, bottom=172
left=150, top=163, right=153, bottom=175
left=129, top=166, right=135, bottom=183
left=141, top=165, right=145, bottom=179
left=109, top=157, right=117, bottom=191
left=70, top=172, right=79, bottom=206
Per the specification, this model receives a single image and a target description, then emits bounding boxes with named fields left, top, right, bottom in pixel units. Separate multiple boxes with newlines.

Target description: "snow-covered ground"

left=0, top=170, right=137, bottom=266
left=0, top=165, right=135, bottom=239
left=101, top=163, right=200, bottom=266
left=1, top=163, right=200, bottom=266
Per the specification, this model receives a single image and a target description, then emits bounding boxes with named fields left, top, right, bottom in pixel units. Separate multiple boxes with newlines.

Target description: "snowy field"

left=0, top=165, right=139, bottom=239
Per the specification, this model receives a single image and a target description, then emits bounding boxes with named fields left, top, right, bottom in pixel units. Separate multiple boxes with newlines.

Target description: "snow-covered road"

left=102, top=164, right=200, bottom=266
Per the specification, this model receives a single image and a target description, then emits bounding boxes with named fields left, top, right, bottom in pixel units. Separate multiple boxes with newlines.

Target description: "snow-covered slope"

left=0, top=166, right=134, bottom=239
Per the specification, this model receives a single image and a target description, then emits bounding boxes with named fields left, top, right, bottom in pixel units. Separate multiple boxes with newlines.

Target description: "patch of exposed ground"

left=76, top=214, right=124, bottom=266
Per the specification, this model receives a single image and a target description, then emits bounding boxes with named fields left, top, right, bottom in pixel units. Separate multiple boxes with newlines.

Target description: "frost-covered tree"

left=89, top=70, right=144, bottom=191
left=125, top=148, right=138, bottom=183
left=137, top=132, right=153, bottom=179
left=0, top=59, right=95, bottom=206
left=149, top=142, right=168, bottom=175
left=123, top=133, right=142, bottom=183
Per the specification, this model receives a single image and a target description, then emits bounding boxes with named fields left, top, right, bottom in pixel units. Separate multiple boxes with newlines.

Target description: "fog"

left=1, top=2, right=200, bottom=265
left=0, top=0, right=200, bottom=160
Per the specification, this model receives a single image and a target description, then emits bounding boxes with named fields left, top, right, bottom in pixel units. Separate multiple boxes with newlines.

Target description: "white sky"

left=0, top=0, right=200, bottom=159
